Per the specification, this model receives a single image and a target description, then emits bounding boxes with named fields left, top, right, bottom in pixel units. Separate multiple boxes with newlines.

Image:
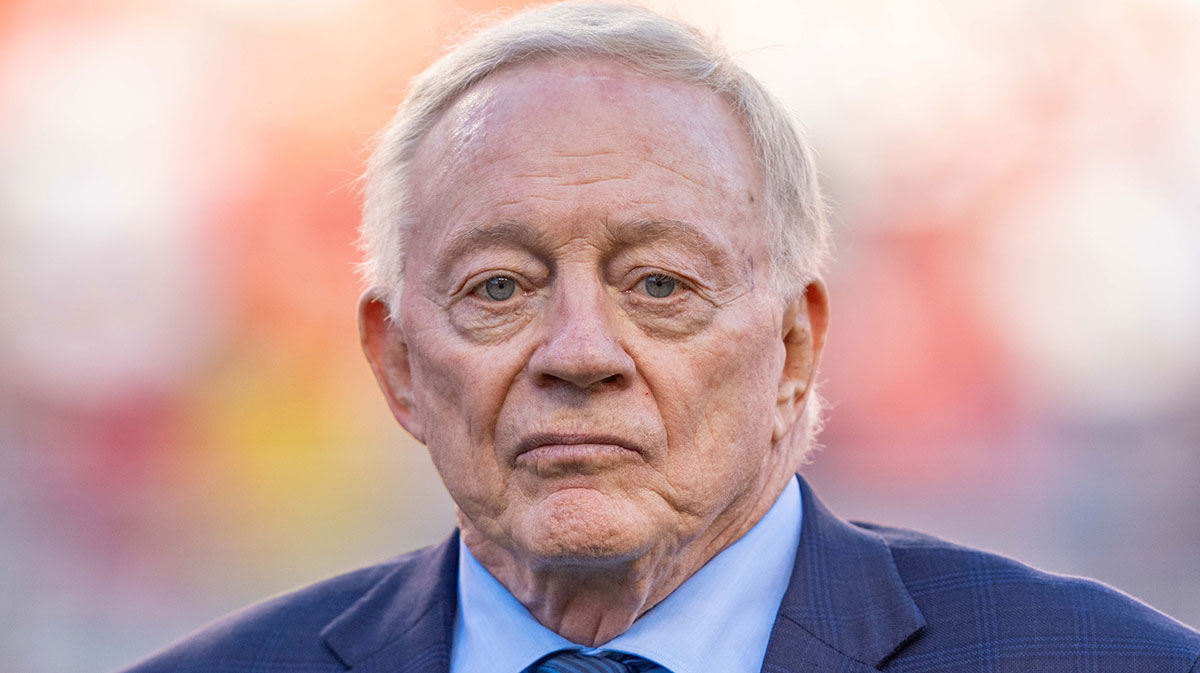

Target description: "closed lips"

left=514, top=434, right=642, bottom=460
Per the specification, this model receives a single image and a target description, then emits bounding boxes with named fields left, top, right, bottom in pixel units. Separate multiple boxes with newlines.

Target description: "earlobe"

left=359, top=289, right=425, bottom=443
left=773, top=280, right=830, bottom=442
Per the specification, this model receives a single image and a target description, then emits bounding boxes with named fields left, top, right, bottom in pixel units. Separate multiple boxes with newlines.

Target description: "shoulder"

left=855, top=522, right=1200, bottom=672
left=117, top=546, right=440, bottom=673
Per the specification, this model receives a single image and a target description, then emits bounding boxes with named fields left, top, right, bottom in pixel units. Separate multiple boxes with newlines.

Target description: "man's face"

left=369, top=58, right=817, bottom=564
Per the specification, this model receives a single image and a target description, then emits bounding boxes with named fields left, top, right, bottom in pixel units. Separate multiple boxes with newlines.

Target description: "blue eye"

left=642, top=274, right=677, bottom=298
left=484, top=276, right=517, bottom=301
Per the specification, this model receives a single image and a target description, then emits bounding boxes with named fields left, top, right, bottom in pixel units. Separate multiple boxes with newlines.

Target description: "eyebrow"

left=436, top=219, right=554, bottom=265
left=435, top=216, right=733, bottom=269
left=604, top=218, right=732, bottom=269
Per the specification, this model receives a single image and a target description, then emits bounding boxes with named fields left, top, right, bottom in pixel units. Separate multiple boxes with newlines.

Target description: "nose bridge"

left=532, top=268, right=633, bottom=389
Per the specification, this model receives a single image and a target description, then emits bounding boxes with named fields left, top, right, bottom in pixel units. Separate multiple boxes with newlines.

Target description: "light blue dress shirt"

left=450, top=476, right=802, bottom=673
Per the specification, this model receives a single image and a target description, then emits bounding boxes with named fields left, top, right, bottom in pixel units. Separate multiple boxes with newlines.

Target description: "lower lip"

left=516, top=443, right=637, bottom=469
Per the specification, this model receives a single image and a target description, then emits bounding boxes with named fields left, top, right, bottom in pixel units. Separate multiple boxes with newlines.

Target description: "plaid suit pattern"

left=760, top=481, right=1200, bottom=673
left=120, top=476, right=1200, bottom=673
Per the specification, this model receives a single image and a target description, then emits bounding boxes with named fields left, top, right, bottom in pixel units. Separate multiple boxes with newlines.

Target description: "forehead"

left=406, top=56, right=765, bottom=257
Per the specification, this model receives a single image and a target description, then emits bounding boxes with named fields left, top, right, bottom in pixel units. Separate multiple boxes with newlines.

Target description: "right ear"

left=359, top=288, right=424, bottom=443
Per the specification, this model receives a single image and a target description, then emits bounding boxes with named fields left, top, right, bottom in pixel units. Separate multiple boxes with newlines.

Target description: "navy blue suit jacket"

left=121, top=476, right=1200, bottom=672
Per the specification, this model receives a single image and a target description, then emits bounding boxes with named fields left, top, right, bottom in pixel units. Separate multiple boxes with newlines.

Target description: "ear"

left=359, top=288, right=424, bottom=443
left=773, top=279, right=830, bottom=442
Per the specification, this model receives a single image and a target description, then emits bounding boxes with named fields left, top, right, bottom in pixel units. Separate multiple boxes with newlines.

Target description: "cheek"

left=404, top=317, right=531, bottom=510
left=654, top=317, right=782, bottom=494
left=407, top=297, right=523, bottom=430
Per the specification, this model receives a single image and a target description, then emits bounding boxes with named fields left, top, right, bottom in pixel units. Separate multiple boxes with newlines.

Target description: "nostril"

left=534, top=370, right=626, bottom=391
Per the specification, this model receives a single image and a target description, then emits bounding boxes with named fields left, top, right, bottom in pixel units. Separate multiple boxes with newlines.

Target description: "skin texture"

left=360, top=57, right=829, bottom=646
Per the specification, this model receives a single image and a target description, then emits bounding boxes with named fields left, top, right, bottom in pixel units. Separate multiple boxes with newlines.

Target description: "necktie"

left=527, top=649, right=665, bottom=673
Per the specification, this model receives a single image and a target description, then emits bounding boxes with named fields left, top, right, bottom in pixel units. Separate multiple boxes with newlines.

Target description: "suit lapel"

left=320, top=531, right=460, bottom=673
left=761, top=476, right=926, bottom=672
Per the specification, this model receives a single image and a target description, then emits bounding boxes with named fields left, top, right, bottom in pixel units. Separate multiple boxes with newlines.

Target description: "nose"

left=529, top=279, right=635, bottom=391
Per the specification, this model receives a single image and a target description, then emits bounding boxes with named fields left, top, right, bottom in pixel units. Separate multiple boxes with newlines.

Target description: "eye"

left=640, top=273, right=678, bottom=298
left=479, top=276, right=518, bottom=301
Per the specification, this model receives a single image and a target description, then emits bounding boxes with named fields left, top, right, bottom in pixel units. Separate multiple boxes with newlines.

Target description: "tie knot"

left=528, top=649, right=661, bottom=673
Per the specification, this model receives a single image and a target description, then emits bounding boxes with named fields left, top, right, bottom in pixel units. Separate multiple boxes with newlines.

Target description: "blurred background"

left=1, top=0, right=1197, bottom=670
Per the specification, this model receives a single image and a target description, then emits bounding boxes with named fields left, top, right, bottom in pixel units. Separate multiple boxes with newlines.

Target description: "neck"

left=459, top=467, right=795, bottom=646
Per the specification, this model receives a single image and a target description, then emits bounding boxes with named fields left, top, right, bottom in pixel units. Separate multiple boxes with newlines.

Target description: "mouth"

left=513, top=433, right=643, bottom=471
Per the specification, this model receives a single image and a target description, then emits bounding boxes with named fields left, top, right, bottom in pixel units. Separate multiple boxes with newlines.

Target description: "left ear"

left=359, top=288, right=425, bottom=443
left=773, top=279, right=830, bottom=442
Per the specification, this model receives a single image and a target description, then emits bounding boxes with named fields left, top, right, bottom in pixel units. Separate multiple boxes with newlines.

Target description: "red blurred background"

left=1, top=1, right=1197, bottom=671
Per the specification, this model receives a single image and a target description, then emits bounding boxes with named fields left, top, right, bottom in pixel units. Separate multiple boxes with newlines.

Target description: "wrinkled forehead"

left=405, top=56, right=765, bottom=234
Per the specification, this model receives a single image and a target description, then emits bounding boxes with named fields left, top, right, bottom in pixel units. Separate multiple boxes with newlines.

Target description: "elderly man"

left=123, top=3, right=1199, bottom=673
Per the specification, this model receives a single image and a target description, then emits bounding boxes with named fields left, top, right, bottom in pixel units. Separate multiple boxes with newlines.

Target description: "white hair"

left=358, top=1, right=830, bottom=452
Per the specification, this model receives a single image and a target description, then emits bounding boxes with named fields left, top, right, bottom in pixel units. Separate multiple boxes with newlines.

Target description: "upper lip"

left=514, top=432, right=642, bottom=458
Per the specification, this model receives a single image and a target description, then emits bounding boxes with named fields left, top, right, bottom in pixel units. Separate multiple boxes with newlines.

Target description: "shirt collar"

left=451, top=476, right=802, bottom=673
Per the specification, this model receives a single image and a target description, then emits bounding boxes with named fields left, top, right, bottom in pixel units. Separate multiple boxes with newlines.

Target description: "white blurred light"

left=980, top=161, right=1200, bottom=418
left=0, top=18, right=228, bottom=405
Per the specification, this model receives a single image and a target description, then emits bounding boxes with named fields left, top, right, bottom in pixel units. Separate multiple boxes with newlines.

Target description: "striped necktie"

left=527, top=649, right=666, bottom=673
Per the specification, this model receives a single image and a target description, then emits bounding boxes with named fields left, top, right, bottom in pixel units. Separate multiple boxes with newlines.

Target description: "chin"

left=514, top=487, right=660, bottom=564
